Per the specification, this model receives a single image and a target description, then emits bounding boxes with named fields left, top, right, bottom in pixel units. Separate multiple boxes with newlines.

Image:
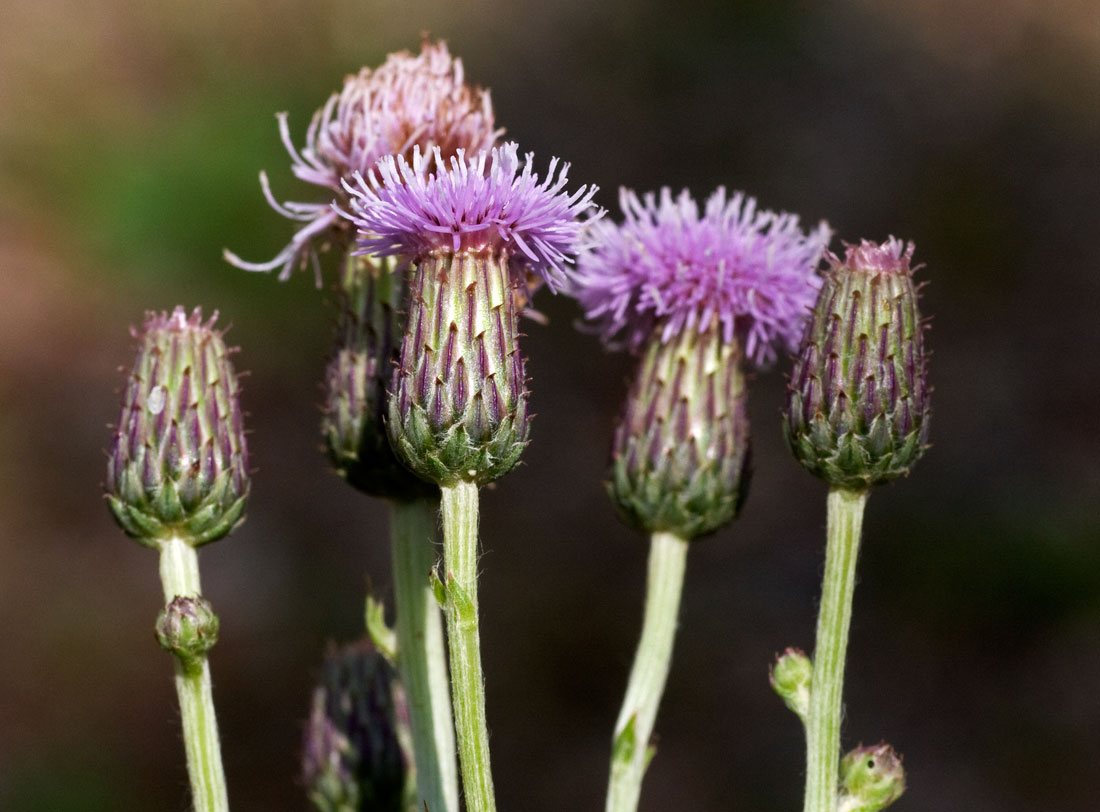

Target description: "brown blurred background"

left=2, top=0, right=1099, bottom=810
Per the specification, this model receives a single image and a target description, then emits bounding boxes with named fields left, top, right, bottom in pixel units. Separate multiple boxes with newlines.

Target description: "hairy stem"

left=439, top=482, right=496, bottom=812
left=158, top=536, right=229, bottom=812
left=606, top=531, right=690, bottom=812
left=803, top=488, right=870, bottom=812
left=391, top=497, right=459, bottom=812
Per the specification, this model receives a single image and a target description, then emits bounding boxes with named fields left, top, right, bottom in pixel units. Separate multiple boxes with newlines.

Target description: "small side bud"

left=770, top=647, right=812, bottom=720
left=106, top=307, right=250, bottom=548
left=838, top=742, right=906, bottom=812
left=784, top=239, right=930, bottom=490
left=609, top=324, right=751, bottom=540
left=302, top=641, right=408, bottom=812
left=155, top=596, right=219, bottom=672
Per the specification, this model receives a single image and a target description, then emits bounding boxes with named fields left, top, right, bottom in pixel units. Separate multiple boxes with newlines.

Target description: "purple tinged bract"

left=573, top=187, right=831, bottom=367
left=225, top=40, right=500, bottom=284
left=342, top=142, right=600, bottom=290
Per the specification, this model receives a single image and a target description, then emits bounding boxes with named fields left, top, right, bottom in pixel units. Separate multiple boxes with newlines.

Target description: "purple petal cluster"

left=225, top=40, right=500, bottom=284
left=573, top=187, right=831, bottom=367
left=343, top=142, right=600, bottom=289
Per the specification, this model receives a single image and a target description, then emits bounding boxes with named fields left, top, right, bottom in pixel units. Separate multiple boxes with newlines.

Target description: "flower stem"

left=438, top=481, right=497, bottom=812
left=606, top=531, right=690, bottom=812
left=803, top=488, right=870, bottom=812
left=158, top=536, right=229, bottom=812
left=391, top=497, right=459, bottom=812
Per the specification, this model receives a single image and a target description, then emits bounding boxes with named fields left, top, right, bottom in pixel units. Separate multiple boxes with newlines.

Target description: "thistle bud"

left=106, top=307, right=249, bottom=548
left=838, top=742, right=906, bottom=812
left=323, top=253, right=435, bottom=500
left=610, top=324, right=751, bottom=540
left=785, top=238, right=930, bottom=490
left=155, top=595, right=219, bottom=672
left=302, top=642, right=408, bottom=812
left=769, top=647, right=812, bottom=720
left=388, top=249, right=528, bottom=487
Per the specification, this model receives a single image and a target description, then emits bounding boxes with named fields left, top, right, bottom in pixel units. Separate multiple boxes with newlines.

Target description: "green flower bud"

left=609, top=323, right=751, bottom=540
left=838, top=742, right=907, bottom=812
left=302, top=642, right=409, bottom=812
left=388, top=250, right=529, bottom=487
left=155, top=596, right=219, bottom=672
left=106, top=307, right=250, bottom=548
left=784, top=238, right=930, bottom=490
left=769, top=647, right=812, bottom=720
left=322, top=253, right=435, bottom=501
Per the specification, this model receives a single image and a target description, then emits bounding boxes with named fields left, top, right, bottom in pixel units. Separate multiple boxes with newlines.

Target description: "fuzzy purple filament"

left=573, top=187, right=831, bottom=367
left=343, top=142, right=600, bottom=289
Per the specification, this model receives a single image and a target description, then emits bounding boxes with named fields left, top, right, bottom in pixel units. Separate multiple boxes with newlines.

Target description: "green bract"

left=388, top=251, right=529, bottom=487
left=609, top=324, right=751, bottom=540
left=785, top=239, right=930, bottom=490
left=106, top=307, right=249, bottom=548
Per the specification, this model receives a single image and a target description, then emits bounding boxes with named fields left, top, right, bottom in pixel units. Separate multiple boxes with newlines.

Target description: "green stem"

left=158, top=536, right=229, bottom=812
left=391, top=497, right=459, bottom=812
left=605, top=531, right=690, bottom=812
left=439, top=481, right=496, bottom=812
left=803, top=488, right=870, bottom=812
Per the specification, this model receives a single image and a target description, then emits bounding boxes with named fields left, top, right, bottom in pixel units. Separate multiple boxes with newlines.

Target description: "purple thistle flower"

left=224, top=40, right=500, bottom=285
left=343, top=142, right=600, bottom=291
left=573, top=187, right=831, bottom=367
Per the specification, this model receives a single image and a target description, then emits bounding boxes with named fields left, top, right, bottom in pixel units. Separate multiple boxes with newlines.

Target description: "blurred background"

left=2, top=0, right=1098, bottom=809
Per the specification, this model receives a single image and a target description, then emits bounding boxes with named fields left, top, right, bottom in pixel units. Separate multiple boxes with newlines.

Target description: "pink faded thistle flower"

left=572, top=187, right=831, bottom=367
left=224, top=40, right=500, bottom=285
left=827, top=236, right=916, bottom=276
left=342, top=142, right=601, bottom=290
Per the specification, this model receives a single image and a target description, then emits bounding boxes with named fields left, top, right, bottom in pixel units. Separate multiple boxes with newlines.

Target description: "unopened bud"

left=155, top=596, right=219, bottom=672
left=785, top=239, right=930, bottom=490
left=302, top=641, right=408, bottom=812
left=106, top=307, right=249, bottom=547
left=838, top=742, right=906, bottom=812
left=322, top=253, right=434, bottom=501
left=769, top=647, right=812, bottom=720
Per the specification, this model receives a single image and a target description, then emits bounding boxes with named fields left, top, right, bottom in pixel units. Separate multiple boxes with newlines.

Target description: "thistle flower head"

left=301, top=642, right=409, bottom=812
left=784, top=236, right=930, bottom=489
left=344, top=141, right=600, bottom=291
left=573, top=187, right=831, bottom=367
left=105, top=307, right=250, bottom=548
left=225, top=39, right=500, bottom=284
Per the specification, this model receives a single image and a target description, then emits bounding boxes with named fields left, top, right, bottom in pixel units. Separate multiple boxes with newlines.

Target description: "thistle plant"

left=227, top=40, right=503, bottom=812
left=344, top=141, right=599, bottom=812
left=301, top=641, right=410, bottom=812
left=779, top=238, right=929, bottom=812
left=571, top=187, right=829, bottom=812
left=105, top=306, right=249, bottom=812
